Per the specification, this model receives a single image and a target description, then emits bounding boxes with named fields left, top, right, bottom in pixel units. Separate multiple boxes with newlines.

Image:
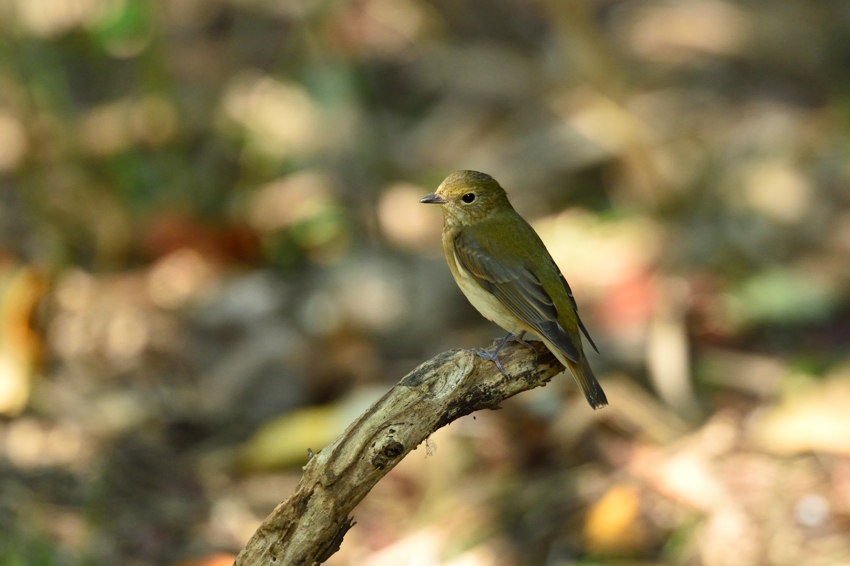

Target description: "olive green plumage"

left=420, top=170, right=607, bottom=410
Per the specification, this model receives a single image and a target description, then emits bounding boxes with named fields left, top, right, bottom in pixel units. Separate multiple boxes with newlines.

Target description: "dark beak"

left=420, top=193, right=447, bottom=204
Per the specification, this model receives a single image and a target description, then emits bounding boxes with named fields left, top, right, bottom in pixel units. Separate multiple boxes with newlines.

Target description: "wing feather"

left=558, top=273, right=599, bottom=353
left=453, top=230, right=580, bottom=363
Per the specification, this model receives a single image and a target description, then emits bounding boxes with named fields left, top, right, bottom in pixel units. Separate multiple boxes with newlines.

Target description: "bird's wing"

left=453, top=229, right=580, bottom=363
left=558, top=272, right=599, bottom=353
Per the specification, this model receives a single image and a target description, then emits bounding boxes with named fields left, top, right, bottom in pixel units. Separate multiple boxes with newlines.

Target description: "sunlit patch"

left=0, top=352, right=28, bottom=416
left=0, top=110, right=27, bottom=171
left=105, top=308, right=149, bottom=362
left=247, top=170, right=350, bottom=263
left=49, top=269, right=179, bottom=372
left=50, top=313, right=91, bottom=358
left=147, top=247, right=217, bottom=309
left=378, top=182, right=442, bottom=252
left=552, top=88, right=645, bottom=156
left=698, top=507, right=760, bottom=566
left=742, top=160, right=812, bottom=224
left=749, top=371, right=850, bottom=456
left=79, top=95, right=178, bottom=155
left=13, top=0, right=103, bottom=37
left=628, top=0, right=751, bottom=63
left=534, top=210, right=662, bottom=297
left=4, top=418, right=45, bottom=467
left=221, top=72, right=320, bottom=159
left=248, top=171, right=335, bottom=233
left=50, top=271, right=97, bottom=358
left=636, top=448, right=728, bottom=512
left=3, top=418, right=86, bottom=469
left=13, top=0, right=154, bottom=55
left=54, top=270, right=94, bottom=312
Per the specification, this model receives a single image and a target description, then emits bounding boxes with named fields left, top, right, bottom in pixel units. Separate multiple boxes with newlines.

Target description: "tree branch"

left=235, top=340, right=565, bottom=565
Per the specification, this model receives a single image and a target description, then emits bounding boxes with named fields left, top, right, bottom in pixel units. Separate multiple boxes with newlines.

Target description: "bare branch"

left=235, top=340, right=564, bottom=566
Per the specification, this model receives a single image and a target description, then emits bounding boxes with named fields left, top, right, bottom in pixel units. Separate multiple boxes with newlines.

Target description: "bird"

left=420, top=170, right=607, bottom=409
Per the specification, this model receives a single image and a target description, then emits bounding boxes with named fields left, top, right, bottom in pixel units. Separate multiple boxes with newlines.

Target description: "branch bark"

left=235, top=340, right=565, bottom=566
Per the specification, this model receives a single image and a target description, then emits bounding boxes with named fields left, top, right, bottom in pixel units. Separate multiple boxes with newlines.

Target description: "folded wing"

left=453, top=230, right=581, bottom=363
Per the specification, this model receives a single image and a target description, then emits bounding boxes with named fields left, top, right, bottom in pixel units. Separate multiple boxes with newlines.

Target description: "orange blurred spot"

left=0, top=264, right=47, bottom=415
left=173, top=553, right=237, bottom=566
left=598, top=272, right=657, bottom=329
left=584, top=483, right=647, bottom=555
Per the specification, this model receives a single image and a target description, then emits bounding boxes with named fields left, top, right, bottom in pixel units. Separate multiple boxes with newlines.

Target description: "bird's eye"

left=461, top=193, right=475, bottom=203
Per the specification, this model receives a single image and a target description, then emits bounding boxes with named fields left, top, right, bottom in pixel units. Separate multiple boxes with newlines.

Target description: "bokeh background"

left=1, top=0, right=850, bottom=564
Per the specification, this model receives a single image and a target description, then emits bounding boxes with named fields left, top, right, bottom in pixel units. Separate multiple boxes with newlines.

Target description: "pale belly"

left=452, top=250, right=527, bottom=335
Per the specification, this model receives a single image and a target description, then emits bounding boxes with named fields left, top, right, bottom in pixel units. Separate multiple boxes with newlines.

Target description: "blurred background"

left=1, top=0, right=850, bottom=564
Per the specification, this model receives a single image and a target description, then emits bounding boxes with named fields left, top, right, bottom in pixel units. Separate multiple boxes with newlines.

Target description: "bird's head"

left=420, top=170, right=510, bottom=226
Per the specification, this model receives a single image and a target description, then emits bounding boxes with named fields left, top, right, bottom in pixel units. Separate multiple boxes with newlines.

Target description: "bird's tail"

left=565, top=355, right=608, bottom=410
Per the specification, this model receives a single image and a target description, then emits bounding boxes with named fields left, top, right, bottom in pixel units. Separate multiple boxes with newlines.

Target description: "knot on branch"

left=370, top=433, right=405, bottom=470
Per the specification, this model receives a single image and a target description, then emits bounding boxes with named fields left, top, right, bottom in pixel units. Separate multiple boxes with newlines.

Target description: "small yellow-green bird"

left=420, top=170, right=607, bottom=409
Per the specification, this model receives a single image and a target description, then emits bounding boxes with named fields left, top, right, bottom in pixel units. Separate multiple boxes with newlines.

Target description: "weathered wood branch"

left=235, top=340, right=565, bottom=566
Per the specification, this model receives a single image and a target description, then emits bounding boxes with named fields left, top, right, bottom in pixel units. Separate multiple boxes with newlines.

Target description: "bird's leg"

left=471, top=333, right=513, bottom=378
left=510, top=331, right=536, bottom=355
left=471, top=332, right=535, bottom=378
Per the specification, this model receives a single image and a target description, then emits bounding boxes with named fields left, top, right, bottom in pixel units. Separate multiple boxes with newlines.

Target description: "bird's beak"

left=420, top=193, right=447, bottom=204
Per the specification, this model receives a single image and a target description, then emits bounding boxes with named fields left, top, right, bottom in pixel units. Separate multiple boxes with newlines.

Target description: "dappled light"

left=0, top=0, right=849, bottom=564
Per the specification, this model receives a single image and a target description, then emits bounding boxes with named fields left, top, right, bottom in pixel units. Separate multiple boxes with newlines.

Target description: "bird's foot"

left=471, top=347, right=510, bottom=379
left=471, top=332, right=538, bottom=378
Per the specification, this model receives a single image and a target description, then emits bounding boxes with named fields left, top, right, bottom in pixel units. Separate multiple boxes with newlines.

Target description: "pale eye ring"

left=461, top=193, right=475, bottom=203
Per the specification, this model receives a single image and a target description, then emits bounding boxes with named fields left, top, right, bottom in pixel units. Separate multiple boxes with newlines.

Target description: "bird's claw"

left=470, top=332, right=538, bottom=379
left=471, top=347, right=511, bottom=379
